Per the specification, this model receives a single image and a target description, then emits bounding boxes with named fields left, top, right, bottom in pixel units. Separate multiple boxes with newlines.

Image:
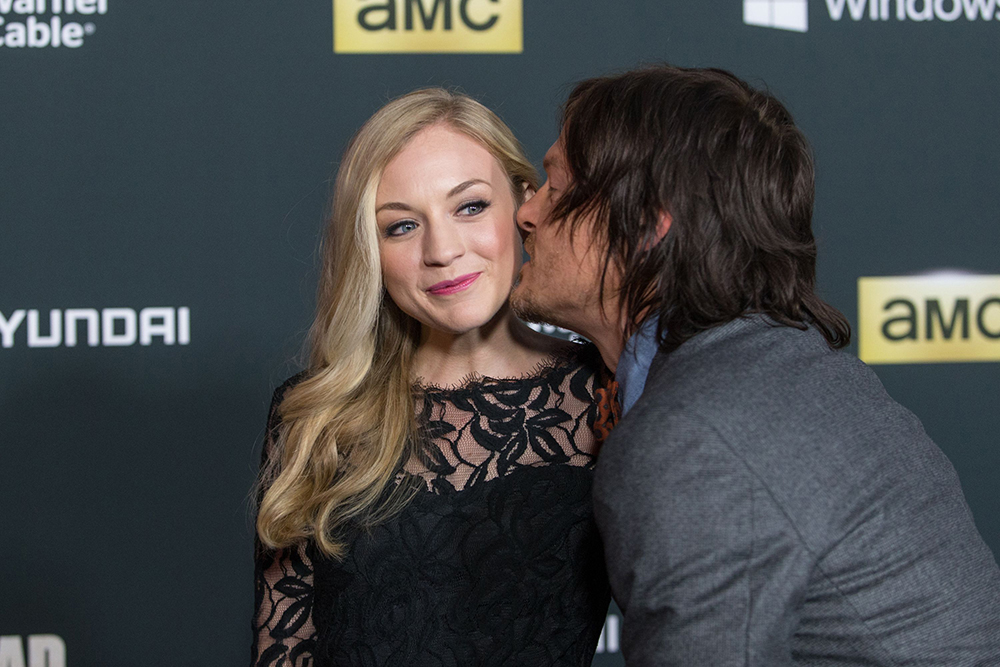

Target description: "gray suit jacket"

left=593, top=316, right=1000, bottom=666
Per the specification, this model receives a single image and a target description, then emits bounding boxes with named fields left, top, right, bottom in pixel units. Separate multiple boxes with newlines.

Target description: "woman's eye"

left=385, top=220, right=417, bottom=237
left=459, top=199, right=491, bottom=216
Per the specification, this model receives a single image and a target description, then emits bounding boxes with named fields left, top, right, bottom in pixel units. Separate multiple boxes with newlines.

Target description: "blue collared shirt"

left=615, top=319, right=660, bottom=416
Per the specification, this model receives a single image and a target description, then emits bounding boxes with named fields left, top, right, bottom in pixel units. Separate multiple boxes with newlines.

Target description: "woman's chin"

left=422, top=309, right=506, bottom=337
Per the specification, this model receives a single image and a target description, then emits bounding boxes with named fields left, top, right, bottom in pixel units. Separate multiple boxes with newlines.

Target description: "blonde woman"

left=251, top=89, right=611, bottom=667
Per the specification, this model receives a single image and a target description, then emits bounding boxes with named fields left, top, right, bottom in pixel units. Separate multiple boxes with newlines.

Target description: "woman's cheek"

left=478, top=215, right=517, bottom=269
left=510, top=217, right=524, bottom=273
left=379, top=249, right=413, bottom=307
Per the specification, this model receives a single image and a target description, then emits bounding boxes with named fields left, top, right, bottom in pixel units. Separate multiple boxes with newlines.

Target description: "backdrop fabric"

left=2, top=1, right=998, bottom=664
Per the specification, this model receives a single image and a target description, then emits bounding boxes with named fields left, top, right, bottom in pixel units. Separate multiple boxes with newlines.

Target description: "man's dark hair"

left=555, top=64, right=851, bottom=351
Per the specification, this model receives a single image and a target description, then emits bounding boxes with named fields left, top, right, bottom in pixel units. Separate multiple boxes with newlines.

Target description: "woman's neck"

left=412, top=306, right=566, bottom=387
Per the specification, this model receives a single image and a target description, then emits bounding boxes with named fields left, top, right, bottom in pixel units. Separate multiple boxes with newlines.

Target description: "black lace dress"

left=252, top=344, right=611, bottom=667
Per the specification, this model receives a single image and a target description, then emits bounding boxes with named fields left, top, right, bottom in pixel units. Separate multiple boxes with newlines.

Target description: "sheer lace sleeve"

left=251, top=377, right=316, bottom=667
left=252, top=543, right=316, bottom=667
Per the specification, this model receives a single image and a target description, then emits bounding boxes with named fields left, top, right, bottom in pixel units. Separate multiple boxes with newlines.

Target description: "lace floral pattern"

left=405, top=347, right=600, bottom=493
left=252, top=377, right=317, bottom=667
left=253, top=344, right=611, bottom=667
left=253, top=545, right=316, bottom=667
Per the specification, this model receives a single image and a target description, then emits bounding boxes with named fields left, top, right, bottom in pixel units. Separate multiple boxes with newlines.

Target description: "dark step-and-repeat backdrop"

left=2, top=1, right=997, bottom=665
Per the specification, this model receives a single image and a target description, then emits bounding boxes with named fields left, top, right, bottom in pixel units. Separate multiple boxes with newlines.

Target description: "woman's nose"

left=422, top=220, right=465, bottom=266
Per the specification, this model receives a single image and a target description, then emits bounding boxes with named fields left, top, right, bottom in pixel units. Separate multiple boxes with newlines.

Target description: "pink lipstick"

left=427, top=272, right=481, bottom=295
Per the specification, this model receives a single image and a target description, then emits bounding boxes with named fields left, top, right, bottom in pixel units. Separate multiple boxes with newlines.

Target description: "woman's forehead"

left=377, top=127, right=507, bottom=201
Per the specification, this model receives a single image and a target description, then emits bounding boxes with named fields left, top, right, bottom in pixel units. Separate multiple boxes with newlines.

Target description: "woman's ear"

left=522, top=182, right=536, bottom=204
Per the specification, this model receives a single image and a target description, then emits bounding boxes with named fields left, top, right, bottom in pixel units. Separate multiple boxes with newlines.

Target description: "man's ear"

left=655, top=210, right=673, bottom=242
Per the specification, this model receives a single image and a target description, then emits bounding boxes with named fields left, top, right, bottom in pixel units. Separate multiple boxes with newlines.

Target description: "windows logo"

left=744, top=0, right=808, bottom=32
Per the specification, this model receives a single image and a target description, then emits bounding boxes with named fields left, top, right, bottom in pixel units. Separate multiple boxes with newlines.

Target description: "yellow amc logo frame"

left=334, top=0, right=522, bottom=53
left=858, top=275, right=1000, bottom=364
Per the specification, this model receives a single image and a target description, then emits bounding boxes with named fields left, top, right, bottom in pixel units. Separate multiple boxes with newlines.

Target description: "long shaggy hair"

left=555, top=65, right=850, bottom=351
left=256, top=88, right=538, bottom=558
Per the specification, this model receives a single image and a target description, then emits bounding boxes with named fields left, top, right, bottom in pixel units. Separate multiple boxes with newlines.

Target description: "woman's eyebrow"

left=375, top=201, right=415, bottom=214
left=448, top=179, right=489, bottom=198
left=376, top=180, right=490, bottom=213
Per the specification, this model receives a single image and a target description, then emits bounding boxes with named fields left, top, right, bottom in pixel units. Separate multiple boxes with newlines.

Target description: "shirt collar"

left=614, top=319, right=659, bottom=416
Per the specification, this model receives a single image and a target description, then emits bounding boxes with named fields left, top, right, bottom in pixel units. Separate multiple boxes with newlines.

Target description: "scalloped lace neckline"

left=413, top=344, right=582, bottom=395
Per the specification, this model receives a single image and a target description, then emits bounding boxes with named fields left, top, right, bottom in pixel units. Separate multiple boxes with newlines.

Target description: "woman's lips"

left=426, top=272, right=481, bottom=295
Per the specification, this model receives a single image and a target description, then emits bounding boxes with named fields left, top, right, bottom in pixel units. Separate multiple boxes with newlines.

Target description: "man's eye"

left=459, top=199, right=491, bottom=216
left=385, top=220, right=417, bottom=237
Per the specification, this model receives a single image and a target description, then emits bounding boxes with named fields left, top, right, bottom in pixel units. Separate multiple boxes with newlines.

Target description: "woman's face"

left=375, top=124, right=523, bottom=335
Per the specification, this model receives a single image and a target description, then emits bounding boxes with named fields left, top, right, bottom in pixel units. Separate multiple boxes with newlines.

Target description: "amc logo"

left=858, top=275, right=1000, bottom=364
left=333, top=0, right=522, bottom=53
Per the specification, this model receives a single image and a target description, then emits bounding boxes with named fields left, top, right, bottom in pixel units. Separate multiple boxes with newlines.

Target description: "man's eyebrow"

left=448, top=179, right=489, bottom=198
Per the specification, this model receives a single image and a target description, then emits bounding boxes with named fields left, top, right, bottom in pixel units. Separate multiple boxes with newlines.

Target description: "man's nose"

left=423, top=221, right=465, bottom=266
left=516, top=194, right=537, bottom=236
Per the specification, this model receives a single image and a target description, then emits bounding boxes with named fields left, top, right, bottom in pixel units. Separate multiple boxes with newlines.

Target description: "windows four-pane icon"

left=744, top=0, right=808, bottom=32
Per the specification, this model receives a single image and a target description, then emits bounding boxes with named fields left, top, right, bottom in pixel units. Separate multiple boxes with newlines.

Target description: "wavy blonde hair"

left=256, top=88, right=539, bottom=558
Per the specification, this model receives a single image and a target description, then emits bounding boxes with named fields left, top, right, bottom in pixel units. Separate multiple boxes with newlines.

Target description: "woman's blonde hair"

left=256, top=88, right=539, bottom=558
